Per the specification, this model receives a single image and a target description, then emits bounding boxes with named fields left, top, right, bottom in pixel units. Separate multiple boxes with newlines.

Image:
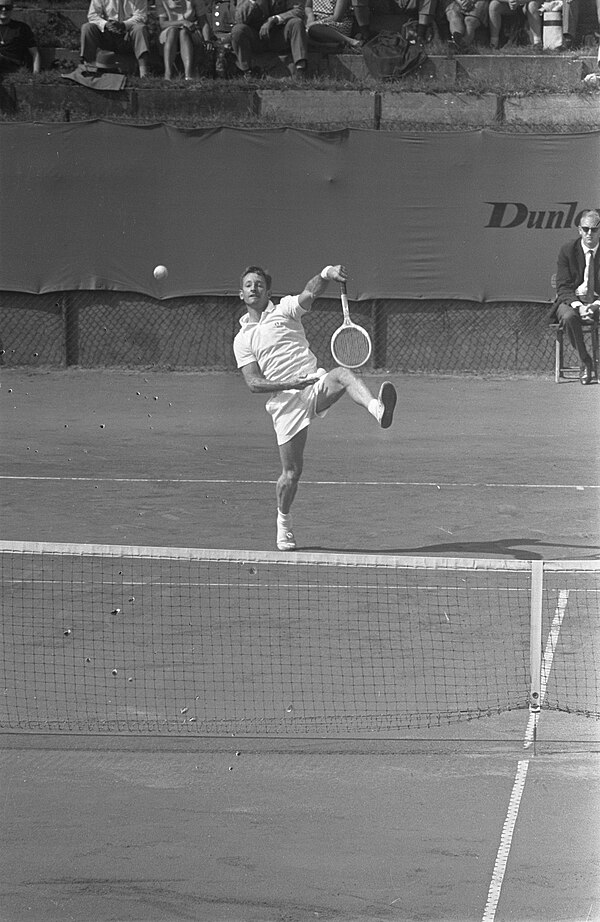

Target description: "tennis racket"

left=330, top=282, right=372, bottom=368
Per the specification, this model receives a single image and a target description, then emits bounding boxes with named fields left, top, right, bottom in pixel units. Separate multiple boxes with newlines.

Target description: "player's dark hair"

left=240, top=266, right=272, bottom=290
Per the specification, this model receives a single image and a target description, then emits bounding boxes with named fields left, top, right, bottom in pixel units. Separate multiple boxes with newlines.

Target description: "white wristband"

left=321, top=265, right=334, bottom=279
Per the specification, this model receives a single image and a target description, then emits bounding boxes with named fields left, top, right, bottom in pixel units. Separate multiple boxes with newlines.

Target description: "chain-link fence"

left=0, top=290, right=560, bottom=374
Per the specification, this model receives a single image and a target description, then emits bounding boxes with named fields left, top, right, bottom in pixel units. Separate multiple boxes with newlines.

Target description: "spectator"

left=488, top=0, right=542, bottom=49
left=157, top=0, right=215, bottom=79
left=0, top=2, right=41, bottom=73
left=552, top=209, right=600, bottom=385
left=350, top=0, right=438, bottom=45
left=305, top=0, right=363, bottom=50
left=81, top=0, right=152, bottom=77
left=442, top=0, right=489, bottom=49
left=230, top=0, right=309, bottom=78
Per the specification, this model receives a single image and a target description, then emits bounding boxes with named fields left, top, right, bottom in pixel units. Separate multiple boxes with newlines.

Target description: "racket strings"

left=332, top=326, right=371, bottom=368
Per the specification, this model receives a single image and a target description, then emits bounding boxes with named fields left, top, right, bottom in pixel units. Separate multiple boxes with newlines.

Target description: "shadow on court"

left=1, top=369, right=598, bottom=559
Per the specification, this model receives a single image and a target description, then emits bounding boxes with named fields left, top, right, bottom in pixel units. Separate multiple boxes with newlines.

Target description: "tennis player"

left=233, top=263, right=397, bottom=551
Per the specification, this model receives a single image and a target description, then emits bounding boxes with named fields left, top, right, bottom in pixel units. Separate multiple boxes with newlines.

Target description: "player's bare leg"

left=316, top=368, right=397, bottom=428
left=275, top=428, right=308, bottom=550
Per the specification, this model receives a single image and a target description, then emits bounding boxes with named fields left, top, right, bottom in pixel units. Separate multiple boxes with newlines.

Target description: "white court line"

left=482, top=760, right=530, bottom=922
left=482, top=588, right=569, bottom=922
left=0, top=475, right=598, bottom=490
left=524, top=589, right=569, bottom=749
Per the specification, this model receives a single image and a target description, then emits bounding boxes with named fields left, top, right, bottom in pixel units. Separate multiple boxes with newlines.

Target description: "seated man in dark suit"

left=230, top=0, right=309, bottom=78
left=553, top=209, right=600, bottom=385
left=0, top=1, right=41, bottom=73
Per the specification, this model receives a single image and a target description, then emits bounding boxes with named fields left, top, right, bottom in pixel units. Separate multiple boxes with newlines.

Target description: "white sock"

left=277, top=510, right=292, bottom=528
left=368, top=398, right=380, bottom=420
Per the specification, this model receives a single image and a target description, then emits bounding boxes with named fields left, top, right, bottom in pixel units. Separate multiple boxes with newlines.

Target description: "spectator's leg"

left=561, top=0, right=578, bottom=46
left=163, top=28, right=178, bottom=78
left=556, top=302, right=591, bottom=363
left=525, top=0, right=542, bottom=47
left=462, top=13, right=477, bottom=41
left=464, top=1, right=488, bottom=42
left=179, top=28, right=195, bottom=78
left=230, top=22, right=260, bottom=73
left=488, top=0, right=504, bottom=46
left=126, top=22, right=151, bottom=75
left=281, top=17, right=309, bottom=68
left=308, top=22, right=361, bottom=46
left=445, top=0, right=465, bottom=41
left=416, top=0, right=437, bottom=40
left=80, top=22, right=105, bottom=63
left=351, top=0, right=373, bottom=42
left=0, top=52, right=19, bottom=72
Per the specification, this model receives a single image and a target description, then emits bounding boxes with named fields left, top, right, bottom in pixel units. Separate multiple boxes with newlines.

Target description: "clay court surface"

left=1, top=368, right=599, bottom=558
left=1, top=368, right=599, bottom=922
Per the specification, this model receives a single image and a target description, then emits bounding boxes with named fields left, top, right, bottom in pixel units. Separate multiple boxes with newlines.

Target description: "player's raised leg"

left=276, top=428, right=308, bottom=550
left=316, top=368, right=397, bottom=429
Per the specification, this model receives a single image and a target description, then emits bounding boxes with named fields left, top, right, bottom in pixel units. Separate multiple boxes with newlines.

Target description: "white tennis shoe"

left=277, top=525, right=296, bottom=551
left=377, top=381, right=397, bottom=429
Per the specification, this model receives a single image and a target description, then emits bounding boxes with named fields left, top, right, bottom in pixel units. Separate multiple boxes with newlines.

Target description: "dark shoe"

left=236, top=67, right=259, bottom=81
left=294, top=62, right=308, bottom=80
left=377, top=381, right=397, bottom=429
left=447, top=32, right=464, bottom=55
left=355, top=28, right=375, bottom=45
left=580, top=358, right=593, bottom=385
left=562, top=33, right=573, bottom=49
left=532, top=43, right=544, bottom=54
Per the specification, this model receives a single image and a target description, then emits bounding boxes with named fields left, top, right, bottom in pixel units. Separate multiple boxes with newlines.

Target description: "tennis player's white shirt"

left=233, top=296, right=329, bottom=446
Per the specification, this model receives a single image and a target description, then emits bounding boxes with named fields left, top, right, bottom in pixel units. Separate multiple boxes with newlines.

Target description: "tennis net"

left=1, top=542, right=598, bottom=737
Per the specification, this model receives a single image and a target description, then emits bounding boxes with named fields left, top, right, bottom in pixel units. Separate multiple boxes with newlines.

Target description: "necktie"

left=117, top=0, right=124, bottom=21
left=583, top=249, right=595, bottom=303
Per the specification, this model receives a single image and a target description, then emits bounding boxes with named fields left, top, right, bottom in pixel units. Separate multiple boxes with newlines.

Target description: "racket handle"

left=340, top=282, right=350, bottom=319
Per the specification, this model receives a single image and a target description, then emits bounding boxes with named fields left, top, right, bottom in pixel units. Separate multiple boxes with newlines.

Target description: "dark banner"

left=1, top=122, right=598, bottom=302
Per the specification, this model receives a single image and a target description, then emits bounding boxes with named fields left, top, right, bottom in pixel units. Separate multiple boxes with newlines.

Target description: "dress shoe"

left=580, top=358, right=593, bottom=385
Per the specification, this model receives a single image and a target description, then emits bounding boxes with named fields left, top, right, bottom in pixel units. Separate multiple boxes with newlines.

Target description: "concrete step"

left=4, top=82, right=600, bottom=128
left=37, top=44, right=598, bottom=87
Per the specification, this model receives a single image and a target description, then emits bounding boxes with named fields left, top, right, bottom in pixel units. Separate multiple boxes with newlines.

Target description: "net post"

left=529, top=560, right=543, bottom=723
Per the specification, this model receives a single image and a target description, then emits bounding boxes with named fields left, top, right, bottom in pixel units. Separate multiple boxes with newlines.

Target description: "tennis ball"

left=153, top=265, right=168, bottom=280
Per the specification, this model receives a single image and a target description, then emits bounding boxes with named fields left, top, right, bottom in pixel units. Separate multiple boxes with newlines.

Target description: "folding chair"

left=549, top=273, right=599, bottom=383
left=551, top=317, right=599, bottom=383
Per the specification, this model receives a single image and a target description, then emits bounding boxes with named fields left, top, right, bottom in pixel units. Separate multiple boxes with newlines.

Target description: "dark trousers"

left=230, top=19, right=308, bottom=70
left=555, top=301, right=598, bottom=362
left=80, top=21, right=150, bottom=63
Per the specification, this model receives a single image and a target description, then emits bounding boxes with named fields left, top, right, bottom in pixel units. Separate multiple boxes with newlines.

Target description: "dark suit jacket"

left=552, top=238, right=600, bottom=320
left=235, top=0, right=304, bottom=27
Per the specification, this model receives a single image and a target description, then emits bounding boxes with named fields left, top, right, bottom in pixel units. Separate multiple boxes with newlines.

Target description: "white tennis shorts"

left=265, top=369, right=329, bottom=445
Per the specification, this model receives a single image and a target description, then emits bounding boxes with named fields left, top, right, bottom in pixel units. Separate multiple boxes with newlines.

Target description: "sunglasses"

left=580, top=225, right=600, bottom=233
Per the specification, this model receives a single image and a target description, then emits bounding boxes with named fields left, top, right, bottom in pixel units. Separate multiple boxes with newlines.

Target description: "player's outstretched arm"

left=298, top=264, right=348, bottom=311
left=241, top=362, right=319, bottom=394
